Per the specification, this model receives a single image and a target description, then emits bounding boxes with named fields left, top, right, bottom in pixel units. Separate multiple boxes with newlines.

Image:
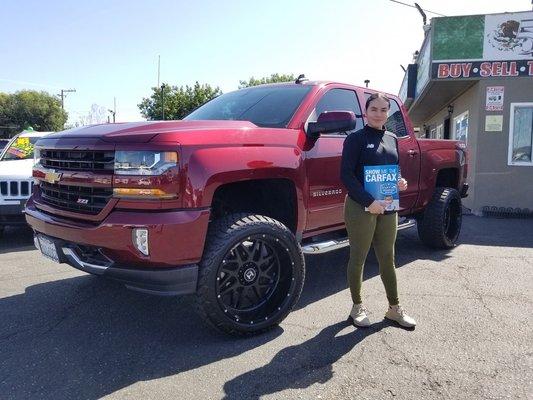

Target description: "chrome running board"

left=302, top=238, right=350, bottom=254
left=301, top=219, right=416, bottom=254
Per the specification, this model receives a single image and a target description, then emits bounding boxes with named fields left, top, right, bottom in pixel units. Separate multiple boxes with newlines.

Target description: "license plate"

left=37, top=235, right=60, bottom=263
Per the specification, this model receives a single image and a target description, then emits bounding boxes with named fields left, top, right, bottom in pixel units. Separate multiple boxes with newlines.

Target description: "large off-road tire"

left=195, top=213, right=305, bottom=336
left=417, top=187, right=462, bottom=249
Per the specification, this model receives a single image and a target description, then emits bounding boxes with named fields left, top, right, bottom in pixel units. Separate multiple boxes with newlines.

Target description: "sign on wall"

left=484, top=14, right=533, bottom=60
left=416, top=37, right=431, bottom=96
left=431, top=11, right=533, bottom=79
left=485, top=115, right=504, bottom=131
left=433, top=60, right=533, bottom=79
left=486, top=86, right=505, bottom=111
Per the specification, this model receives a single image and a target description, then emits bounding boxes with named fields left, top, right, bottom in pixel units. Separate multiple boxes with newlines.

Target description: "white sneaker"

left=350, top=304, right=371, bottom=327
left=385, top=304, right=416, bottom=328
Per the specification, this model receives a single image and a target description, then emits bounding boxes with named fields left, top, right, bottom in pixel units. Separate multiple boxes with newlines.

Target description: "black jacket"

left=340, top=125, right=399, bottom=207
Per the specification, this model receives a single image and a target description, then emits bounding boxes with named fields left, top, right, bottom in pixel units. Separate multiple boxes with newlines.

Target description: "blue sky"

left=1, top=0, right=530, bottom=124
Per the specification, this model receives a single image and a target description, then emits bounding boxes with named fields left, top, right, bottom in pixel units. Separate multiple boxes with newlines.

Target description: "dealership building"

left=399, top=10, right=533, bottom=215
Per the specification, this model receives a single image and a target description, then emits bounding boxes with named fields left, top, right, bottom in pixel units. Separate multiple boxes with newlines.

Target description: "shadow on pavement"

left=0, top=225, right=35, bottom=255
left=223, top=319, right=402, bottom=400
left=455, top=214, right=533, bottom=249
left=0, top=234, right=418, bottom=399
left=0, top=276, right=282, bottom=400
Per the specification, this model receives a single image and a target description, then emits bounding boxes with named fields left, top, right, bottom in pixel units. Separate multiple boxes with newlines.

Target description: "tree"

left=238, top=73, right=296, bottom=89
left=0, top=93, right=12, bottom=134
left=138, top=82, right=222, bottom=121
left=0, top=90, right=68, bottom=136
left=77, top=104, right=108, bottom=126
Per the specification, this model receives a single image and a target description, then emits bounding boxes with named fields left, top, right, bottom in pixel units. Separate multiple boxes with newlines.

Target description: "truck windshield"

left=0, top=137, right=40, bottom=161
left=184, top=85, right=313, bottom=128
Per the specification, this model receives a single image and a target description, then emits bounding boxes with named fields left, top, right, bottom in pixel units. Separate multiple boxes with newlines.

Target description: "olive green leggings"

left=344, top=196, right=399, bottom=306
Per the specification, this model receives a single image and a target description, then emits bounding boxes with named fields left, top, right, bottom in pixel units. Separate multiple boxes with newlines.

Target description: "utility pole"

left=157, top=55, right=161, bottom=88
left=58, top=89, right=76, bottom=109
left=161, top=83, right=166, bottom=120
left=364, top=79, right=370, bottom=88
left=158, top=56, right=165, bottom=120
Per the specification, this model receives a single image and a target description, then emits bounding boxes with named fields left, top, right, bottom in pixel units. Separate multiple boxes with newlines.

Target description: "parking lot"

left=1, top=215, right=532, bottom=400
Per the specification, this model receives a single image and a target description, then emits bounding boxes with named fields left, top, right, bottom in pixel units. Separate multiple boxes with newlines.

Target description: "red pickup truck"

left=26, top=79, right=468, bottom=335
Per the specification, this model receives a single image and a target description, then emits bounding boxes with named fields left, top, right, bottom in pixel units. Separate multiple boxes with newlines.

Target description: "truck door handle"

left=407, top=149, right=418, bottom=156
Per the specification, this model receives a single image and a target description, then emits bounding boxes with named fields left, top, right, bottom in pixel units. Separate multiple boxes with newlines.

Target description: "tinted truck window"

left=386, top=99, right=408, bottom=137
left=185, top=85, right=312, bottom=128
left=308, top=89, right=363, bottom=133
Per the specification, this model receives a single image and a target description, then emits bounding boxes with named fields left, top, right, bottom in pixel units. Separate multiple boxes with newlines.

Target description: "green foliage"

left=0, top=90, right=68, bottom=135
left=238, top=73, right=296, bottom=89
left=138, top=82, right=222, bottom=120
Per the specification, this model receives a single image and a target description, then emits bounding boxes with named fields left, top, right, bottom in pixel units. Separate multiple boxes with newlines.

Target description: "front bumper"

left=25, top=197, right=210, bottom=267
left=34, top=234, right=198, bottom=295
left=0, top=200, right=28, bottom=226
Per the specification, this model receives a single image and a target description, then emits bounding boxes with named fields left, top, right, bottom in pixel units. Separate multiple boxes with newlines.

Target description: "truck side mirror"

left=306, top=111, right=356, bottom=139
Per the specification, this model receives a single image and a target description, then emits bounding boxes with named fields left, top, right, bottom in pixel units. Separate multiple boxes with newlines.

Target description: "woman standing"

left=340, top=92, right=416, bottom=328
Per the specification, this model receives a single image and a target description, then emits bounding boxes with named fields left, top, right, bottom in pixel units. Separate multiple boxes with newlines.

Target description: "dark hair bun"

left=365, top=92, right=391, bottom=110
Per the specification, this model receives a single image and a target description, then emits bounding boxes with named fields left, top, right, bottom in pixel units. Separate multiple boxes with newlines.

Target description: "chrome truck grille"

left=39, top=182, right=113, bottom=215
left=38, top=149, right=115, bottom=215
left=40, top=149, right=115, bottom=172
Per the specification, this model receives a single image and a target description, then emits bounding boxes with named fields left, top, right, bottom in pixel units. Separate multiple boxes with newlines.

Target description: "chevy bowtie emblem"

left=44, top=171, right=62, bottom=184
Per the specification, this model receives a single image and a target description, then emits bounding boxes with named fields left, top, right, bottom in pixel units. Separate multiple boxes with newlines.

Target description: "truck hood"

left=0, top=159, right=34, bottom=179
left=44, top=120, right=260, bottom=143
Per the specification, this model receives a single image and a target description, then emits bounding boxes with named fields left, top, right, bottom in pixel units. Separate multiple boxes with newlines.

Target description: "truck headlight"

left=34, top=147, right=41, bottom=167
left=114, top=151, right=177, bottom=175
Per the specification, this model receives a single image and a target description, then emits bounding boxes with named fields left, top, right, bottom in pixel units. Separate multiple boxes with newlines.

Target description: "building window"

left=436, top=124, right=444, bottom=139
left=453, top=111, right=468, bottom=144
left=508, top=102, right=533, bottom=166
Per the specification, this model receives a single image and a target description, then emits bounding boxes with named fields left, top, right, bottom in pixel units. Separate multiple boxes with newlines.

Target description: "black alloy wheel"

left=443, top=196, right=461, bottom=243
left=196, top=214, right=305, bottom=336
left=417, top=187, right=462, bottom=249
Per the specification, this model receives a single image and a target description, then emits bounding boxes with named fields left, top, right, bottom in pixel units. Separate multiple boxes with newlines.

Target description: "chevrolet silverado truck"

left=26, top=80, right=468, bottom=335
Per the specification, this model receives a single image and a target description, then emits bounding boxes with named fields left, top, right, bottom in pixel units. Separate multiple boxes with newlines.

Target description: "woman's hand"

left=367, top=200, right=385, bottom=214
left=398, top=178, right=408, bottom=192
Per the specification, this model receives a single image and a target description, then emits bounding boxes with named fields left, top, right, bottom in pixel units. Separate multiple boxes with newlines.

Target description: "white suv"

left=0, top=130, right=52, bottom=235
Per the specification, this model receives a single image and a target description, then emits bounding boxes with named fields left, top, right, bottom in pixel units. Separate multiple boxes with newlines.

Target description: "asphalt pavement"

left=0, top=216, right=532, bottom=400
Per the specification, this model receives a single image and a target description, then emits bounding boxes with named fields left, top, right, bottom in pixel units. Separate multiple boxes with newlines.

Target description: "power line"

left=388, top=0, right=446, bottom=17
left=57, top=89, right=76, bottom=109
